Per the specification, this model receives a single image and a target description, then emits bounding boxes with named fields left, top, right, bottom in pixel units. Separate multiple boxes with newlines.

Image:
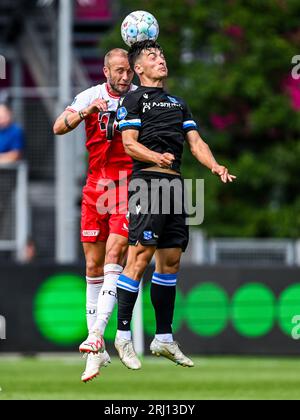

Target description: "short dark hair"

left=128, top=40, right=164, bottom=70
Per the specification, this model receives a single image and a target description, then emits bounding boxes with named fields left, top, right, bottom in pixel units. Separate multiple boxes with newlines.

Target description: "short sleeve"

left=11, top=125, right=25, bottom=151
left=116, top=94, right=141, bottom=132
left=66, top=87, right=96, bottom=113
left=182, top=102, right=199, bottom=133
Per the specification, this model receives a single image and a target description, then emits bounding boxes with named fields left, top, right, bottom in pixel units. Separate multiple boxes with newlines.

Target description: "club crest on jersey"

left=117, top=107, right=128, bottom=120
left=143, top=231, right=153, bottom=241
left=167, top=96, right=179, bottom=104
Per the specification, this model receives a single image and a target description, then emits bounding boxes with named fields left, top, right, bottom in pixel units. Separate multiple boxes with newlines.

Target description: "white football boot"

left=81, top=351, right=111, bottom=383
left=79, top=331, right=105, bottom=354
left=150, top=338, right=194, bottom=367
left=114, top=338, right=142, bottom=370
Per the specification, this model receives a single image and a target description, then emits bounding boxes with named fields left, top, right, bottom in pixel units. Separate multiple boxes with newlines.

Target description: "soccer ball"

left=121, top=11, right=159, bottom=47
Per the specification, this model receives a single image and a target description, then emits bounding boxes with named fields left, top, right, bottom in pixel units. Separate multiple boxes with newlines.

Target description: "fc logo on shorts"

left=82, top=230, right=100, bottom=237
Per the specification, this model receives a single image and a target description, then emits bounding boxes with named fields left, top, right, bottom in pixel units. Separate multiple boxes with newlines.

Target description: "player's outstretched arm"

left=186, top=130, right=237, bottom=184
left=122, top=129, right=175, bottom=169
left=53, top=110, right=83, bottom=135
left=53, top=99, right=109, bottom=135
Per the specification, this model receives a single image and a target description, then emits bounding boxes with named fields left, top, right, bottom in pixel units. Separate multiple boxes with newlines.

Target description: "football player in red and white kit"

left=53, top=49, right=136, bottom=382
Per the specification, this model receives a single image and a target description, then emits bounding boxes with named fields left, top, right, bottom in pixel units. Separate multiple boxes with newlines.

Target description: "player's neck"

left=106, top=83, right=121, bottom=98
left=140, top=77, right=164, bottom=89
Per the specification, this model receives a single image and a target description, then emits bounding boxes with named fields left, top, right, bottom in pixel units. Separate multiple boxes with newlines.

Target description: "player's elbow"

left=190, top=144, right=199, bottom=157
left=191, top=140, right=208, bottom=157
left=53, top=121, right=64, bottom=135
left=123, top=139, right=135, bottom=157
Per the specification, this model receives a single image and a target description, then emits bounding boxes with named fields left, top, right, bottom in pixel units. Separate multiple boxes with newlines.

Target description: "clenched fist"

left=85, top=99, right=109, bottom=116
left=156, top=152, right=175, bottom=169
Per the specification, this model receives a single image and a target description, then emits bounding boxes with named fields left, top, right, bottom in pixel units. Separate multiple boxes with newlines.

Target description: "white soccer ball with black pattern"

left=121, top=11, right=159, bottom=47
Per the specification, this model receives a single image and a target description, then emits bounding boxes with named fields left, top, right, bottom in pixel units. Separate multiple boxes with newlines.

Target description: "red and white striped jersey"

left=67, top=83, right=137, bottom=181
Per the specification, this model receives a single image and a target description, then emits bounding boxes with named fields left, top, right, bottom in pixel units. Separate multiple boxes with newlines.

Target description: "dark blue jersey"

left=116, top=86, right=198, bottom=174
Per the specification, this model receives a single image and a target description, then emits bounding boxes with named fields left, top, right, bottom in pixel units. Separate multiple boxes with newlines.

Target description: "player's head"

left=128, top=40, right=168, bottom=82
left=0, top=103, right=12, bottom=129
left=103, top=48, right=134, bottom=96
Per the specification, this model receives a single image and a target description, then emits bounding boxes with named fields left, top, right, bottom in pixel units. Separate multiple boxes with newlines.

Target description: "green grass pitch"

left=0, top=356, right=300, bottom=400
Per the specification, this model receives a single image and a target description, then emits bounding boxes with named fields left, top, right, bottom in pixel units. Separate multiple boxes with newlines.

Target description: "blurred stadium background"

left=1, top=0, right=300, bottom=400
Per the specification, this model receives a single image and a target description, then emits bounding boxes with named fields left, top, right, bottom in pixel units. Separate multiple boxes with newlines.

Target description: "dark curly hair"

left=128, top=40, right=164, bottom=71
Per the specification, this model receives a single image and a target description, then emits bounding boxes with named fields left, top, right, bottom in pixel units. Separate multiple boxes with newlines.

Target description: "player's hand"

left=85, top=99, right=109, bottom=115
left=156, top=153, right=175, bottom=169
left=211, top=163, right=237, bottom=183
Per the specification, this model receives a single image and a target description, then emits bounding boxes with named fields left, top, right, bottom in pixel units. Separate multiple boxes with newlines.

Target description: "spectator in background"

left=0, top=103, right=26, bottom=258
left=24, top=238, right=37, bottom=263
left=0, top=103, right=25, bottom=164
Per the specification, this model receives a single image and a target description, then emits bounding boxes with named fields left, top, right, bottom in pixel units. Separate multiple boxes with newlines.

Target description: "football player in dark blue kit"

left=113, top=40, right=236, bottom=370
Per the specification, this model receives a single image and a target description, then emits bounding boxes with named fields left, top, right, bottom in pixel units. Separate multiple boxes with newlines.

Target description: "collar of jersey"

left=105, top=83, right=121, bottom=99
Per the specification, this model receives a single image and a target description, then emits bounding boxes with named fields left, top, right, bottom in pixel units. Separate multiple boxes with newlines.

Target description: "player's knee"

left=172, top=262, right=180, bottom=273
left=86, top=258, right=104, bottom=278
left=105, top=243, right=127, bottom=265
